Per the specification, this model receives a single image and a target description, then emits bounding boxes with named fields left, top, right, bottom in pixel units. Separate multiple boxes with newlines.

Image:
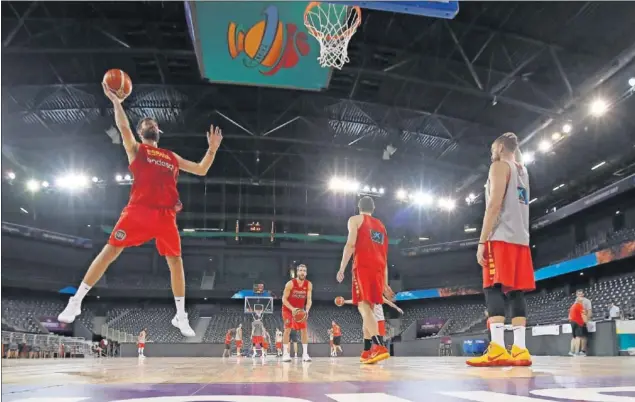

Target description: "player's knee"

left=485, top=285, right=506, bottom=317
left=508, top=291, right=527, bottom=318
left=101, top=244, right=123, bottom=263
left=165, top=255, right=183, bottom=269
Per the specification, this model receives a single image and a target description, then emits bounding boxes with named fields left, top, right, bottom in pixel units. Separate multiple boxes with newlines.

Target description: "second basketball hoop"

left=304, top=2, right=362, bottom=69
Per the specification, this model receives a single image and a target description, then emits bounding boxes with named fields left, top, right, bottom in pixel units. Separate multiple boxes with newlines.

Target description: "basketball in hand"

left=103, top=69, right=132, bottom=100
left=334, top=296, right=345, bottom=307
left=293, top=309, right=307, bottom=323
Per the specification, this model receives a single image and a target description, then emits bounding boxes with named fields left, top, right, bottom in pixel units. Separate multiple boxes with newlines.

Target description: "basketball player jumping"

left=467, top=132, right=535, bottom=367
left=58, top=83, right=223, bottom=337
left=337, top=196, right=394, bottom=364
left=281, top=264, right=313, bottom=362
left=339, top=296, right=403, bottom=361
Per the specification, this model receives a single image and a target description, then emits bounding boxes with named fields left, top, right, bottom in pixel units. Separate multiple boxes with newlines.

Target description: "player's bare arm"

left=476, top=161, right=510, bottom=266
left=174, top=124, right=223, bottom=176
left=282, top=281, right=298, bottom=313
left=337, top=215, right=361, bottom=282
left=306, top=282, right=313, bottom=314
left=102, top=82, right=138, bottom=163
left=382, top=297, right=403, bottom=314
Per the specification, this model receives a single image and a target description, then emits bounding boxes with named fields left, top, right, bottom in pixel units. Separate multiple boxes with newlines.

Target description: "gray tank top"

left=485, top=160, right=530, bottom=246
left=252, top=319, right=264, bottom=336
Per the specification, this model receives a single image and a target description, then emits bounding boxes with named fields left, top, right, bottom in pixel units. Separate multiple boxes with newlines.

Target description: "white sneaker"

left=302, top=354, right=312, bottom=362
left=282, top=353, right=292, bottom=362
left=171, top=314, right=195, bottom=337
left=58, top=297, right=82, bottom=324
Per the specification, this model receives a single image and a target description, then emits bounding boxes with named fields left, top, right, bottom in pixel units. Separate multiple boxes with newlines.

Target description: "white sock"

left=138, top=348, right=141, bottom=355
left=283, top=344, right=289, bottom=355
left=490, top=323, right=505, bottom=347
left=75, top=282, right=92, bottom=302
left=174, top=297, right=185, bottom=317
left=513, top=326, right=526, bottom=349
left=302, top=344, right=308, bottom=355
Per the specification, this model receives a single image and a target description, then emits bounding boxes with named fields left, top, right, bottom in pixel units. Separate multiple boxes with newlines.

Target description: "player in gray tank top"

left=468, top=132, right=535, bottom=368
left=252, top=319, right=264, bottom=337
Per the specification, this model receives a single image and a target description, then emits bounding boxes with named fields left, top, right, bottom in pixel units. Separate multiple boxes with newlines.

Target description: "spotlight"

left=589, top=99, right=608, bottom=116
left=552, top=132, right=562, bottom=141
left=20, top=207, right=28, bottom=214
left=591, top=161, right=606, bottom=170
left=468, top=193, right=476, bottom=200
left=395, top=189, right=407, bottom=200
left=92, top=176, right=99, bottom=183
left=529, top=198, right=537, bottom=204
left=363, top=185, right=370, bottom=192
left=124, top=174, right=132, bottom=181
left=522, top=151, right=535, bottom=164
left=553, top=184, right=565, bottom=191
left=371, top=187, right=377, bottom=193
left=562, top=123, right=572, bottom=133
left=41, top=181, right=49, bottom=188
left=56, top=173, right=89, bottom=190
left=349, top=180, right=360, bottom=192
left=629, top=78, right=635, bottom=88
left=26, top=179, right=40, bottom=192
left=538, top=140, right=552, bottom=153
left=115, top=174, right=123, bottom=182
left=378, top=188, right=385, bottom=194
left=7, top=171, right=16, bottom=180
left=413, top=192, right=434, bottom=206
left=438, top=197, right=456, bottom=211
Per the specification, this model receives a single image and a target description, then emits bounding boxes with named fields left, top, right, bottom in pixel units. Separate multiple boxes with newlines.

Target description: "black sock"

left=364, top=339, right=372, bottom=351
left=371, top=335, right=384, bottom=346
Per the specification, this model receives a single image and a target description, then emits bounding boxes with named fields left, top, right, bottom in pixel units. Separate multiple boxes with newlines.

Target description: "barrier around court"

left=1, top=330, right=93, bottom=359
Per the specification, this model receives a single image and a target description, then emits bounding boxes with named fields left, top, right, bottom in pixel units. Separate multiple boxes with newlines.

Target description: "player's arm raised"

left=102, top=82, right=138, bottom=162
left=174, top=124, right=223, bottom=176
left=306, top=282, right=313, bottom=314
left=337, top=216, right=360, bottom=282
left=281, top=281, right=297, bottom=313
left=476, top=161, right=510, bottom=266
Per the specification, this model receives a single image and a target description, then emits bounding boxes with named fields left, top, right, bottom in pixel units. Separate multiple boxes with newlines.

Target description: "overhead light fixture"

left=529, top=198, right=537, bottom=204
left=26, top=179, right=40, bottom=192
left=438, top=197, right=456, bottom=211
left=464, top=227, right=477, bottom=233
left=115, top=174, right=123, bottom=182
left=307, top=233, right=320, bottom=236
left=378, top=188, right=385, bottom=194
left=362, top=185, right=370, bottom=192
left=92, top=176, right=99, bottom=183
left=522, top=151, right=535, bottom=164
left=629, top=78, right=635, bottom=88
left=553, top=184, right=565, bottom=191
left=371, top=187, right=377, bottom=193
left=418, top=237, right=429, bottom=241
left=396, top=189, right=407, bottom=200
left=591, top=161, right=606, bottom=170
left=589, top=98, right=608, bottom=116
left=552, top=132, right=562, bottom=141
left=538, top=140, right=552, bottom=153
left=124, top=174, right=132, bottom=181
left=41, top=181, right=49, bottom=188
left=20, top=207, right=28, bottom=214
left=562, top=123, right=572, bottom=133
left=413, top=192, right=434, bottom=206
left=7, top=171, right=16, bottom=180
left=616, top=210, right=621, bottom=215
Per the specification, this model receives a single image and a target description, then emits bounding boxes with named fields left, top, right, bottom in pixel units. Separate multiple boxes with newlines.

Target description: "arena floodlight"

left=438, top=197, right=456, bottom=211
left=591, top=161, right=606, bottom=170
left=371, top=187, right=377, bottom=193
left=20, top=207, right=28, bottom=214
left=553, top=183, right=565, bottom=191
left=26, top=179, right=40, bottom=192
left=115, top=174, right=123, bottom=182
left=41, top=181, right=49, bottom=188
left=7, top=171, right=16, bottom=180
left=589, top=98, right=608, bottom=116
left=348, top=180, right=360, bottom=192
left=92, top=176, right=99, bottom=183
left=562, top=123, right=572, bottom=134
left=538, top=140, right=552, bottom=153
left=363, top=185, right=370, bottom=192
left=56, top=173, right=89, bottom=190
left=124, top=174, right=132, bottom=181
left=551, top=132, right=562, bottom=141
left=414, top=192, right=434, bottom=206
left=629, top=78, right=635, bottom=88
left=396, top=189, right=407, bottom=200
left=529, top=198, right=537, bottom=204
left=522, top=151, right=535, bottom=164
left=378, top=188, right=385, bottom=194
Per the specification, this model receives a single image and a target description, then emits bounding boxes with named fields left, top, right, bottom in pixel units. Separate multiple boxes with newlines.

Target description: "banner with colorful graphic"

left=396, top=286, right=481, bottom=301
left=185, top=1, right=332, bottom=90
left=416, top=318, right=447, bottom=337
left=39, top=316, right=73, bottom=334
left=616, top=319, right=635, bottom=355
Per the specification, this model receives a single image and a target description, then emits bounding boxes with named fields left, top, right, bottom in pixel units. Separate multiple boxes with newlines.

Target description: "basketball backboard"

left=341, top=1, right=459, bottom=19
left=244, top=296, right=274, bottom=316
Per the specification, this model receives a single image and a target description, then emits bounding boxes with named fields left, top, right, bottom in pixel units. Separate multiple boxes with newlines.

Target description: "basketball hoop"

left=304, top=2, right=362, bottom=69
left=253, top=304, right=264, bottom=320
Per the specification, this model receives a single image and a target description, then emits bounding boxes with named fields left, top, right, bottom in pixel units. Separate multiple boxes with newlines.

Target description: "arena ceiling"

left=2, top=1, right=635, bottom=218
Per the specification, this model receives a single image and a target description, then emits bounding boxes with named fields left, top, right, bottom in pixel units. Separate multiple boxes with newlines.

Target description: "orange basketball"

left=103, top=69, right=132, bottom=100
left=334, top=296, right=345, bottom=307
left=293, top=309, right=307, bottom=323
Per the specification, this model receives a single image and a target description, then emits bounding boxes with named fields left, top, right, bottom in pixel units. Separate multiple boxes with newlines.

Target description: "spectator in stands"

left=568, top=297, right=587, bottom=356
left=576, top=290, right=592, bottom=356
left=609, top=303, right=621, bottom=320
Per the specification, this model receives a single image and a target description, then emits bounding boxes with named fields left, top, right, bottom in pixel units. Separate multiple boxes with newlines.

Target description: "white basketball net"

left=304, top=3, right=361, bottom=69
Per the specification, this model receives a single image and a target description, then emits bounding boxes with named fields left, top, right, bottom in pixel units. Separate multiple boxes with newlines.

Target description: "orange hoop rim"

left=304, top=2, right=362, bottom=41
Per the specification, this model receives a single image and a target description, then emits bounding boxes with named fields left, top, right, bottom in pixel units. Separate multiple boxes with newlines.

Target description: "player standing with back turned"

left=468, top=132, right=535, bottom=367
left=337, top=196, right=394, bottom=364
left=57, top=82, right=223, bottom=337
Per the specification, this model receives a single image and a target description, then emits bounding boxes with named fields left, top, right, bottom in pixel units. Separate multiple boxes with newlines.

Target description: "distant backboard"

left=184, top=1, right=334, bottom=91
left=341, top=1, right=459, bottom=19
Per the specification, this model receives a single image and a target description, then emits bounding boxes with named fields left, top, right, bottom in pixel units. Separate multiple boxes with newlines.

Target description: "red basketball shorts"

left=235, top=340, right=243, bottom=349
left=275, top=342, right=282, bottom=349
left=262, top=342, right=269, bottom=349
left=483, top=240, right=535, bottom=293
left=378, top=320, right=386, bottom=337
left=108, top=204, right=181, bottom=256
left=352, top=265, right=384, bottom=305
left=138, top=343, right=145, bottom=348
left=252, top=336, right=264, bottom=345
left=282, top=309, right=307, bottom=331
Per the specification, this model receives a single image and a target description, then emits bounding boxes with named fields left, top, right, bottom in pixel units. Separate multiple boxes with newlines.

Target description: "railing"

left=100, top=324, right=135, bottom=343
left=1, top=330, right=93, bottom=358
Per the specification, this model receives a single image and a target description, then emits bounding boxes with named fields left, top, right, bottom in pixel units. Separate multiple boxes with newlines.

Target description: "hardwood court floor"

left=2, top=356, right=635, bottom=401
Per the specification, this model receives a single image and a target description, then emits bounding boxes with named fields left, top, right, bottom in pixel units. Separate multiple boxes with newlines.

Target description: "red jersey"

left=353, top=215, right=388, bottom=271
left=225, top=332, right=232, bottom=344
left=282, top=279, right=311, bottom=314
left=569, top=303, right=584, bottom=326
left=128, top=143, right=181, bottom=209
left=332, top=324, right=342, bottom=337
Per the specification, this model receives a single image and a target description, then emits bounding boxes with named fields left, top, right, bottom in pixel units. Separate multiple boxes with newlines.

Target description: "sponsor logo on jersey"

left=114, top=230, right=126, bottom=240
left=147, top=157, right=176, bottom=172
left=147, top=149, right=172, bottom=160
